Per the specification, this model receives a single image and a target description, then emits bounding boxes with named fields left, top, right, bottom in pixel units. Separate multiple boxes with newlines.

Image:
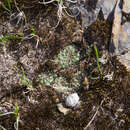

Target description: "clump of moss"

left=39, top=72, right=79, bottom=97
left=52, top=76, right=70, bottom=95
left=83, top=20, right=111, bottom=53
left=71, top=70, right=83, bottom=88
left=39, top=72, right=57, bottom=86
left=38, top=44, right=83, bottom=97
left=54, top=45, right=80, bottom=69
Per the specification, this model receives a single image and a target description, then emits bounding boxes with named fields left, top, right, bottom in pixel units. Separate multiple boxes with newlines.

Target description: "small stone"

left=57, top=103, right=71, bottom=115
left=65, top=93, right=80, bottom=107
left=122, top=0, right=130, bottom=13
left=104, top=72, right=114, bottom=81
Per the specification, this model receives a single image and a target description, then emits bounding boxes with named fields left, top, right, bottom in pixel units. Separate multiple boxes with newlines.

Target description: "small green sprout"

left=0, top=104, right=19, bottom=130
left=7, top=0, right=11, bottom=10
left=0, top=35, right=22, bottom=49
left=31, top=26, right=36, bottom=35
left=94, top=44, right=102, bottom=75
left=2, top=0, right=11, bottom=12
left=88, top=46, right=92, bottom=57
left=14, top=104, right=19, bottom=130
left=20, top=67, right=32, bottom=89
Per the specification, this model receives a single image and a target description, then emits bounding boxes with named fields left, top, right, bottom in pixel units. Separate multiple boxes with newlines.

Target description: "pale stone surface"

left=80, top=0, right=117, bottom=28
left=123, top=0, right=130, bottom=13
left=118, top=22, right=130, bottom=71
left=109, top=0, right=130, bottom=72
left=65, top=93, right=80, bottom=107
left=96, top=0, right=117, bottom=20
left=119, top=22, right=130, bottom=51
left=57, top=103, right=71, bottom=115
left=110, top=0, right=122, bottom=54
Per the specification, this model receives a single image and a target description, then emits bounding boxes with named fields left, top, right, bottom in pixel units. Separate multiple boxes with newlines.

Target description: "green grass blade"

left=7, top=0, right=11, bottom=10
left=14, top=104, right=19, bottom=130
left=0, top=36, right=22, bottom=41
left=20, top=67, right=31, bottom=88
left=14, top=104, right=19, bottom=118
left=4, top=35, right=22, bottom=40
left=1, top=3, right=10, bottom=12
left=88, top=46, right=91, bottom=57
left=94, top=45, right=102, bottom=75
left=1, top=39, right=6, bottom=49
left=0, top=35, right=22, bottom=49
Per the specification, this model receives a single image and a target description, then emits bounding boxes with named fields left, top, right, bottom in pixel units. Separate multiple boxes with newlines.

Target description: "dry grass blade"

left=84, top=99, right=105, bottom=130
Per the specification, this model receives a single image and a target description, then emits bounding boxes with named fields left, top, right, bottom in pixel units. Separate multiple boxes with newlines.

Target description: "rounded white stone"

left=65, top=93, right=80, bottom=107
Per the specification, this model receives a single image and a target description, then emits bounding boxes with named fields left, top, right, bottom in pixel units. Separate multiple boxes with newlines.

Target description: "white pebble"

left=65, top=93, right=80, bottom=107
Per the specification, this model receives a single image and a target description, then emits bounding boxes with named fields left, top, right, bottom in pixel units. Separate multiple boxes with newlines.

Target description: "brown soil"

left=0, top=1, right=129, bottom=130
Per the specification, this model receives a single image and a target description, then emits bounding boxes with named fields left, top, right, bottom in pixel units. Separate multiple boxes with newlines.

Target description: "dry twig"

left=84, top=99, right=105, bottom=130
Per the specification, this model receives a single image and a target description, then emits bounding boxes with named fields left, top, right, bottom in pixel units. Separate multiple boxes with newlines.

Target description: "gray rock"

left=122, top=0, right=130, bottom=13
left=109, top=0, right=122, bottom=55
left=73, top=0, right=118, bottom=28
left=80, top=6, right=99, bottom=28
left=109, top=0, right=130, bottom=72
left=96, top=0, right=117, bottom=20
left=118, top=22, right=130, bottom=71
left=65, top=93, right=80, bottom=107
left=119, top=22, right=130, bottom=51
left=57, top=103, right=71, bottom=115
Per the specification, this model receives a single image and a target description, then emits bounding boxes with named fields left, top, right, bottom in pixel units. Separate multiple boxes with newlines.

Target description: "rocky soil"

left=0, top=0, right=129, bottom=130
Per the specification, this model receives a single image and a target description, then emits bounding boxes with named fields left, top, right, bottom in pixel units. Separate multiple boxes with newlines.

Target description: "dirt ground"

left=0, top=1, right=129, bottom=130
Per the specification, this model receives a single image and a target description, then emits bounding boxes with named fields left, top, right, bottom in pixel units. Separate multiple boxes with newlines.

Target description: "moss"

left=39, top=70, right=83, bottom=97
left=71, top=70, right=83, bottom=88
left=54, top=45, right=80, bottom=69
left=83, top=20, right=111, bottom=52
left=38, top=44, right=83, bottom=97
left=39, top=72, right=57, bottom=86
